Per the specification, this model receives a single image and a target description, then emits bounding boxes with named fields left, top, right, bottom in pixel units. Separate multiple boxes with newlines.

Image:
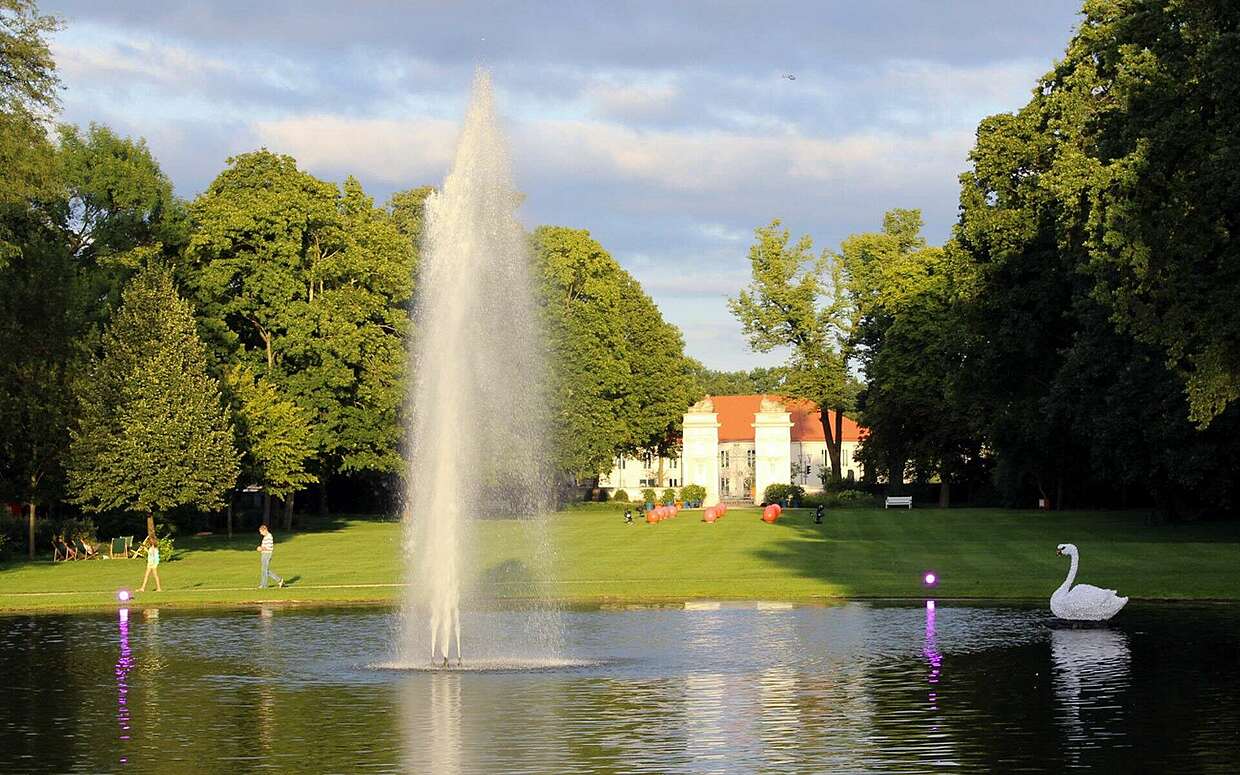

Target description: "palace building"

left=599, top=394, right=866, bottom=506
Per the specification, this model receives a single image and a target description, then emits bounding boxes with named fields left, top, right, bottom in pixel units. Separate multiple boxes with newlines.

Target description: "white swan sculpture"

left=1051, top=543, right=1128, bottom=621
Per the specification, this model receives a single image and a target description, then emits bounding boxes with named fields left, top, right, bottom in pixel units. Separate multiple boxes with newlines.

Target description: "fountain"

left=400, top=68, right=557, bottom=669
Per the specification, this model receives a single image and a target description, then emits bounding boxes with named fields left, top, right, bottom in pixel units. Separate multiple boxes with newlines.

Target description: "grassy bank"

left=2, top=506, right=1239, bottom=612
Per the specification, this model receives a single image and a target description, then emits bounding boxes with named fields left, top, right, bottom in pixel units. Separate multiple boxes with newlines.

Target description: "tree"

left=1, top=117, right=178, bottom=557
left=729, top=220, right=851, bottom=480
left=0, top=0, right=62, bottom=263
left=1059, top=0, right=1240, bottom=427
left=838, top=210, right=983, bottom=502
left=224, top=366, right=316, bottom=529
left=0, top=221, right=79, bottom=557
left=951, top=0, right=1240, bottom=513
left=187, top=152, right=414, bottom=512
left=533, top=226, right=694, bottom=481
left=685, top=359, right=788, bottom=397
left=67, top=267, right=238, bottom=535
left=386, top=185, right=434, bottom=247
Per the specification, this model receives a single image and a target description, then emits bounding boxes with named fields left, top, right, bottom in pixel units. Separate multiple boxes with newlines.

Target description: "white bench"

left=884, top=496, right=913, bottom=509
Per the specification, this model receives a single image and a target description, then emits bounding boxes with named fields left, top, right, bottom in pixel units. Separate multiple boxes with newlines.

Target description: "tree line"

left=731, top=0, right=1240, bottom=514
left=0, top=0, right=695, bottom=556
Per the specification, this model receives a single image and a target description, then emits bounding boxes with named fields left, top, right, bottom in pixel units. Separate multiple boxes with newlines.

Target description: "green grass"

left=2, top=505, right=1239, bottom=612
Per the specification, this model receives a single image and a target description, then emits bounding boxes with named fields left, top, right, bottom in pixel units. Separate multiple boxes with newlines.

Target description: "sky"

left=43, top=0, right=1083, bottom=370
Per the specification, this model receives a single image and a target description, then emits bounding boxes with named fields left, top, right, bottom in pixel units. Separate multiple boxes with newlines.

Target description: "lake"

left=2, top=601, right=1238, bottom=773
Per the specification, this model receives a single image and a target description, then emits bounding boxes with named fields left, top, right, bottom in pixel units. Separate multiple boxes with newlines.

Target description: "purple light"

left=117, top=590, right=130, bottom=603
left=926, top=599, right=936, bottom=611
left=923, top=572, right=937, bottom=586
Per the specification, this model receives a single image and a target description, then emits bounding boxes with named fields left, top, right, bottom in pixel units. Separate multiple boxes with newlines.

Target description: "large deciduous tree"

left=533, top=226, right=694, bottom=482
left=1060, top=0, right=1240, bottom=427
left=186, top=152, right=414, bottom=514
left=68, top=267, right=238, bottom=534
left=0, top=0, right=61, bottom=264
left=953, top=0, right=1240, bottom=513
left=224, top=365, right=316, bottom=528
left=838, top=210, right=982, bottom=502
left=729, top=220, right=851, bottom=481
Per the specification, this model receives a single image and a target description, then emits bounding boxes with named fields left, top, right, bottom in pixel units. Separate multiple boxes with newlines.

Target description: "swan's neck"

left=1057, top=553, right=1078, bottom=594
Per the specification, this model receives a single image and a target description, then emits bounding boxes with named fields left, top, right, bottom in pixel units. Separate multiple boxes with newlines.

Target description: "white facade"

left=599, top=395, right=865, bottom=503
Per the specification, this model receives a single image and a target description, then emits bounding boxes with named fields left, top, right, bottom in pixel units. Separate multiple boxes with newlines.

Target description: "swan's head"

left=1056, top=543, right=1078, bottom=557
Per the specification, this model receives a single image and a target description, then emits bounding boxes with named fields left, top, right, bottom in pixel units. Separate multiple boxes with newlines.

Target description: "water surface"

left=2, top=602, right=1238, bottom=773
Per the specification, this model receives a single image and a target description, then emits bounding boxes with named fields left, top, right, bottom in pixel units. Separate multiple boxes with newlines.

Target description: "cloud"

left=41, top=0, right=1085, bottom=370
left=252, top=116, right=460, bottom=187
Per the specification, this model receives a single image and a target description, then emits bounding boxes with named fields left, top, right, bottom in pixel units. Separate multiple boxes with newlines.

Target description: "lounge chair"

left=110, top=537, right=128, bottom=559
left=53, top=536, right=77, bottom=562
left=77, top=538, right=99, bottom=559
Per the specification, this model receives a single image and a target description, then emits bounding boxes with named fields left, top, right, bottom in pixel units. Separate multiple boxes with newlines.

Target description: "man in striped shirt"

left=256, top=524, right=285, bottom=589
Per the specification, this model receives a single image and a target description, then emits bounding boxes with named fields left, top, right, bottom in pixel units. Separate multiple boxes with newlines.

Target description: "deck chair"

left=53, top=536, right=75, bottom=562
left=129, top=536, right=146, bottom=559
left=111, top=537, right=128, bottom=559
left=77, top=538, right=99, bottom=559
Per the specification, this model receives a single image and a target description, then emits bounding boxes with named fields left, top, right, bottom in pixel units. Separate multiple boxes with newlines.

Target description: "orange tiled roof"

left=708, top=394, right=864, bottom=443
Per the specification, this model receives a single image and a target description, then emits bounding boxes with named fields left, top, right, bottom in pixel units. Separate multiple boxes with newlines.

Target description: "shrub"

left=153, top=523, right=177, bottom=561
left=681, top=484, right=707, bottom=505
left=763, top=483, right=805, bottom=506
left=801, top=492, right=830, bottom=508
left=835, top=489, right=877, bottom=507
left=611, top=489, right=631, bottom=502
left=640, top=488, right=657, bottom=505
left=661, top=488, right=677, bottom=505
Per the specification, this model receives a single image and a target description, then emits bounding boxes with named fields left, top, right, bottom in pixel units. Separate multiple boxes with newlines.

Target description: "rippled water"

left=1, top=602, right=1238, bottom=773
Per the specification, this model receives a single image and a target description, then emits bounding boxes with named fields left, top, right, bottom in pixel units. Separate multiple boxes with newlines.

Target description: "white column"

left=682, top=401, right=721, bottom=507
left=752, top=401, right=793, bottom=505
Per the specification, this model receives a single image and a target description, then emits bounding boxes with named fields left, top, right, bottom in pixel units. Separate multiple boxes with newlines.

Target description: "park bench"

left=884, top=495, right=913, bottom=509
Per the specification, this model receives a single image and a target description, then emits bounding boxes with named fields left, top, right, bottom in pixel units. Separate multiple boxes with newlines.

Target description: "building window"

left=669, top=478, right=678, bottom=487
left=843, top=449, right=851, bottom=466
left=720, top=450, right=730, bottom=468
left=644, top=452, right=653, bottom=468
left=746, top=449, right=756, bottom=469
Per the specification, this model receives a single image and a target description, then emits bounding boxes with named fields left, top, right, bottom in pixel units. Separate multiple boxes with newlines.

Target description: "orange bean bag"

left=646, top=510, right=658, bottom=524
left=703, top=506, right=717, bottom=523
left=761, top=504, right=780, bottom=523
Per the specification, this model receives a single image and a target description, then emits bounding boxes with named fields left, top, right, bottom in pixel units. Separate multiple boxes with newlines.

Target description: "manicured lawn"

left=2, top=506, right=1239, bottom=612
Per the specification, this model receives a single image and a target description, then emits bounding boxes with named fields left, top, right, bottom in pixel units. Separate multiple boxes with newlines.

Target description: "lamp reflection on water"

left=115, top=608, right=134, bottom=765
left=923, top=601, right=942, bottom=713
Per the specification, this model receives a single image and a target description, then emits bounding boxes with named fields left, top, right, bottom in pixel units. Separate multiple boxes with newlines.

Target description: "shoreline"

left=4, top=591, right=1240, bottom=616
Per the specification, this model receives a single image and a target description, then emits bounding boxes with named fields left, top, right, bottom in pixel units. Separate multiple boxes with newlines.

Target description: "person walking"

left=256, top=524, right=284, bottom=589
left=138, top=534, right=162, bottom=592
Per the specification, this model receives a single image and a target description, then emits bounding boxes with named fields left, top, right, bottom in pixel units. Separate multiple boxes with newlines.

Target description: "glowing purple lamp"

left=117, top=589, right=130, bottom=603
left=923, top=571, right=937, bottom=587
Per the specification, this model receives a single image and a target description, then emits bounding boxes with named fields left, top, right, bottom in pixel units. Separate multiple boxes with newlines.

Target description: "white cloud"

left=251, top=115, right=460, bottom=185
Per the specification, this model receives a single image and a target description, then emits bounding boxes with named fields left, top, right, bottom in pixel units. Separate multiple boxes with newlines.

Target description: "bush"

left=801, top=492, right=830, bottom=508
left=681, top=484, right=707, bottom=505
left=661, top=488, right=677, bottom=505
left=836, top=489, right=877, bottom=507
left=763, top=483, right=805, bottom=506
left=802, top=489, right=878, bottom=508
left=640, top=488, right=657, bottom=505
left=611, top=489, right=631, bottom=502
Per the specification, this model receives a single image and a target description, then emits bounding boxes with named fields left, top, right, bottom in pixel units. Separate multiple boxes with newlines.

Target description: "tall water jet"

left=402, top=69, right=556, bottom=667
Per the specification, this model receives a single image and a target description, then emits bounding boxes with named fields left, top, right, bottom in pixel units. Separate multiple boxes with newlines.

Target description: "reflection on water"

left=115, top=609, right=133, bottom=767
left=1, top=602, right=1239, bottom=773
left=1052, top=627, right=1132, bottom=766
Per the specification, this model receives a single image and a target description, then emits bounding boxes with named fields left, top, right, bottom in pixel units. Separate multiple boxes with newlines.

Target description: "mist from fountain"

left=400, top=68, right=559, bottom=668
